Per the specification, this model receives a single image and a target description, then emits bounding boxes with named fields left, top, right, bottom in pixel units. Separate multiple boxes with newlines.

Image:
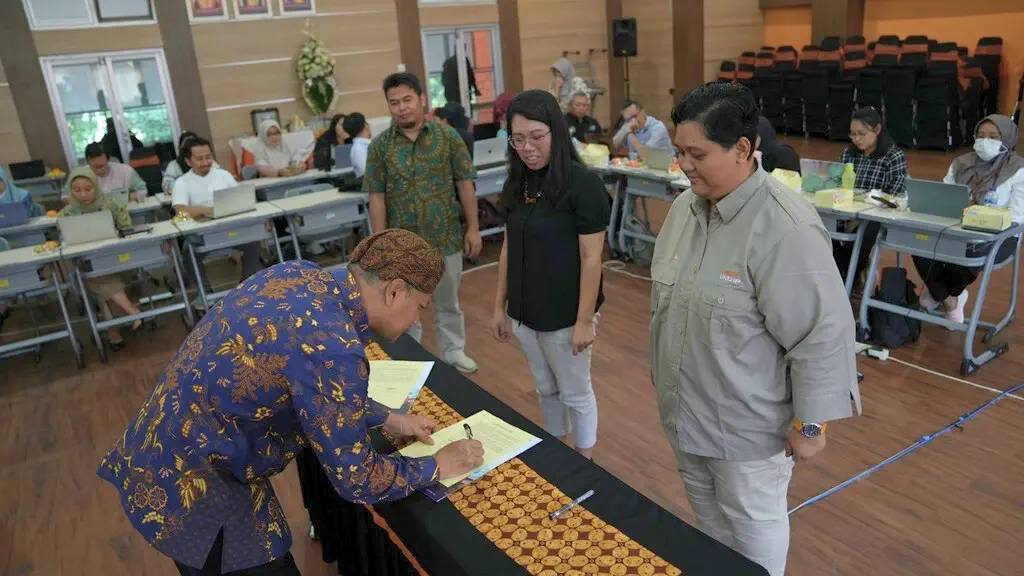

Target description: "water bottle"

left=841, top=163, right=856, bottom=190
left=982, top=186, right=998, bottom=206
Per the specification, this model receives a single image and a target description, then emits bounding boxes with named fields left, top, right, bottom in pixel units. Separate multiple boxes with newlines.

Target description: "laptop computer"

left=638, top=145, right=674, bottom=172
left=473, top=138, right=505, bottom=167
left=905, top=178, right=971, bottom=219
left=0, top=203, right=31, bottom=229
left=335, top=144, right=353, bottom=169
left=799, top=158, right=849, bottom=191
left=9, top=160, right=45, bottom=181
left=58, top=210, right=118, bottom=245
left=210, top=184, right=256, bottom=219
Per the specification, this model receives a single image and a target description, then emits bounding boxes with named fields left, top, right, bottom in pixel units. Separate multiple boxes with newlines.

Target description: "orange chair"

left=799, top=45, right=820, bottom=71
left=736, top=63, right=755, bottom=81
left=739, top=51, right=757, bottom=67
left=775, top=47, right=798, bottom=71
left=755, top=51, right=775, bottom=71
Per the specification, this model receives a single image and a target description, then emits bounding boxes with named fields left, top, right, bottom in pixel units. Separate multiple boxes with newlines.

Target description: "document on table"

left=400, top=410, right=542, bottom=487
left=367, top=360, right=433, bottom=410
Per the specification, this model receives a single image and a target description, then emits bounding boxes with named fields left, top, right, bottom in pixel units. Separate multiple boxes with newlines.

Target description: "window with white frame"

left=22, top=0, right=154, bottom=29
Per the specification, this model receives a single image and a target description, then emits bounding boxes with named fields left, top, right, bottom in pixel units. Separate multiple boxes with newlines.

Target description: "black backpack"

left=869, top=267, right=922, bottom=348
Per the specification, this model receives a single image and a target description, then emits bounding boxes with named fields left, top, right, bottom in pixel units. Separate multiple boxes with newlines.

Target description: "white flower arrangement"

left=296, top=23, right=337, bottom=115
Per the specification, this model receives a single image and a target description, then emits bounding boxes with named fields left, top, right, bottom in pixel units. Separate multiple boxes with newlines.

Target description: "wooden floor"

left=2, top=140, right=1023, bottom=575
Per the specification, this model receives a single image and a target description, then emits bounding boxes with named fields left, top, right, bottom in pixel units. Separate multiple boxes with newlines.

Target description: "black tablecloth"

left=298, top=335, right=768, bottom=576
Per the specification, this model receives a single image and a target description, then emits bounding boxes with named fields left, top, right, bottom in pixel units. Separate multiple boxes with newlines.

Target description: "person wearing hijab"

left=59, top=167, right=144, bottom=350
left=98, top=230, right=484, bottom=576
left=550, top=57, right=590, bottom=113
left=914, top=115, right=1024, bottom=323
left=755, top=117, right=801, bottom=174
left=0, top=165, right=35, bottom=215
left=252, top=120, right=307, bottom=178
left=0, top=165, right=36, bottom=330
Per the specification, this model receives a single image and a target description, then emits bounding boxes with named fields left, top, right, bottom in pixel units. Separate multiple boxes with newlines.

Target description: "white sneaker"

left=307, top=242, right=325, bottom=255
left=946, top=290, right=968, bottom=326
left=192, top=295, right=208, bottom=311
left=919, top=289, right=941, bottom=312
left=447, top=352, right=478, bottom=374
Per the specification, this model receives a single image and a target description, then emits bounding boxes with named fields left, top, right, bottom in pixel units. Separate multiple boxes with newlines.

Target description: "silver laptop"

left=210, top=184, right=257, bottom=219
left=799, top=158, right=851, bottom=191
left=638, top=145, right=673, bottom=171
left=473, top=137, right=505, bottom=167
left=906, top=178, right=971, bottom=219
left=0, top=203, right=30, bottom=229
left=58, top=210, right=118, bottom=245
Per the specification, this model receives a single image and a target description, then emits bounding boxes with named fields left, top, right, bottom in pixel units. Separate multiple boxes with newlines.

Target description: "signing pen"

left=549, top=489, right=595, bottom=520
left=463, top=423, right=473, bottom=440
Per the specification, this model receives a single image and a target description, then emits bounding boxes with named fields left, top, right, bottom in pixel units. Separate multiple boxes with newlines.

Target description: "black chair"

left=975, top=37, right=1003, bottom=116
left=782, top=71, right=805, bottom=135
left=802, top=69, right=830, bottom=137
left=916, top=68, right=960, bottom=150
left=855, top=69, right=885, bottom=111
left=883, top=68, right=918, bottom=147
left=828, top=81, right=855, bottom=140
left=756, top=67, right=785, bottom=130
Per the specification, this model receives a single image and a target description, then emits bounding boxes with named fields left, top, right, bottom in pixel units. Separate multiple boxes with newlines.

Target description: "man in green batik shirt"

left=363, top=72, right=483, bottom=375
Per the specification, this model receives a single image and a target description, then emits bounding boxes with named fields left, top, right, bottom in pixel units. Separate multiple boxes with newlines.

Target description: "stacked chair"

left=974, top=37, right=1003, bottom=116
left=715, top=34, right=1002, bottom=148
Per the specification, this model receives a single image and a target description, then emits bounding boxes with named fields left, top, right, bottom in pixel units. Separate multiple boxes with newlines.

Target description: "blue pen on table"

left=549, top=489, right=595, bottom=520
left=463, top=423, right=473, bottom=440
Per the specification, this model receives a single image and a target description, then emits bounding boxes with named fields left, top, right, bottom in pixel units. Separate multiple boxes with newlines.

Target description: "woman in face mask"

left=913, top=114, right=1024, bottom=323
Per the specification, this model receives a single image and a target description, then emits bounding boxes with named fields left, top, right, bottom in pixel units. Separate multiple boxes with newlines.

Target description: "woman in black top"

left=492, top=90, right=610, bottom=459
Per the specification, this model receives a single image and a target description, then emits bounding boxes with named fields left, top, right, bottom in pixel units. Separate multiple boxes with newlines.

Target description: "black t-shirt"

left=566, top=114, right=603, bottom=140
left=505, top=162, right=612, bottom=332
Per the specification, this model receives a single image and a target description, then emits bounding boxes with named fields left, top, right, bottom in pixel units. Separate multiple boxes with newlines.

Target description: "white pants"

left=674, top=450, right=794, bottom=576
left=511, top=315, right=598, bottom=449
left=408, top=252, right=466, bottom=362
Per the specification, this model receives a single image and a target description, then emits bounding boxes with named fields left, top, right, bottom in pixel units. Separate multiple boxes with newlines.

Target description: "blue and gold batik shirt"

left=98, top=261, right=438, bottom=571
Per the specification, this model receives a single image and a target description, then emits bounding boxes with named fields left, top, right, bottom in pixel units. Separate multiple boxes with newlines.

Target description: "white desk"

left=474, top=164, right=508, bottom=238
left=0, top=216, right=58, bottom=249
left=62, top=221, right=193, bottom=363
left=155, top=193, right=173, bottom=207
left=598, top=164, right=690, bottom=256
left=128, top=196, right=166, bottom=224
left=253, top=167, right=355, bottom=200
left=0, top=246, right=82, bottom=367
left=800, top=192, right=876, bottom=296
left=856, top=207, right=1020, bottom=376
left=14, top=174, right=66, bottom=202
left=268, top=190, right=369, bottom=260
left=173, top=203, right=286, bottom=310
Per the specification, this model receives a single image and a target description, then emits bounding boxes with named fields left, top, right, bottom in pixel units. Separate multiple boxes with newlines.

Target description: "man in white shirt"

left=172, top=137, right=264, bottom=305
left=343, top=113, right=372, bottom=178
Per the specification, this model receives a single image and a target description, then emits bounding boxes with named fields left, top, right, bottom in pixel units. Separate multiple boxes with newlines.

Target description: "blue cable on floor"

left=788, top=381, right=1024, bottom=515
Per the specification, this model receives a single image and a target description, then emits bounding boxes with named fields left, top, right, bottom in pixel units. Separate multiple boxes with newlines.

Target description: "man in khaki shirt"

left=651, top=83, right=861, bottom=576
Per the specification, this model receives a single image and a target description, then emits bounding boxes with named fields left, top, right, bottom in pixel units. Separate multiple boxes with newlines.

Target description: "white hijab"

left=252, top=120, right=295, bottom=169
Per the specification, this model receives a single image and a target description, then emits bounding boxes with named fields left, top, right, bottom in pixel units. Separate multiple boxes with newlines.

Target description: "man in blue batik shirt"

left=98, top=229, right=484, bottom=576
left=612, top=99, right=675, bottom=156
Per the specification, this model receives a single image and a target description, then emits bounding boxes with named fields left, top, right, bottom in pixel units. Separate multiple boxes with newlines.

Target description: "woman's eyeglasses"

left=509, top=130, right=551, bottom=150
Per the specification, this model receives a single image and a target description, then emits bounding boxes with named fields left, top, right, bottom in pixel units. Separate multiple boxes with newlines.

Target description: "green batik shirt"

left=362, top=120, right=476, bottom=255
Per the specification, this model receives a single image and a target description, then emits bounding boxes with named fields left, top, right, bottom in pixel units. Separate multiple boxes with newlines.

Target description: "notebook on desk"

left=0, top=203, right=30, bottom=229
left=210, top=184, right=256, bottom=219
left=905, top=178, right=971, bottom=220
left=58, top=210, right=118, bottom=245
left=473, top=138, right=505, bottom=168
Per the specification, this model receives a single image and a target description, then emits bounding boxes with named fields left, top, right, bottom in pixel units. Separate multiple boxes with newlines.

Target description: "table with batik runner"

left=297, top=336, right=768, bottom=576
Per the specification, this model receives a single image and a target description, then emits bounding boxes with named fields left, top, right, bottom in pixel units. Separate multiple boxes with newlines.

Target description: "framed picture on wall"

left=233, top=0, right=271, bottom=19
left=278, top=0, right=315, bottom=17
left=186, top=0, right=229, bottom=22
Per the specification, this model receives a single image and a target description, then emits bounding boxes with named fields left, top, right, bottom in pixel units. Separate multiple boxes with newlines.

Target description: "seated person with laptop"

left=59, top=167, right=144, bottom=350
left=913, top=114, right=1024, bottom=324
left=343, top=112, right=372, bottom=178
left=172, top=137, right=265, bottom=304
left=63, top=143, right=148, bottom=205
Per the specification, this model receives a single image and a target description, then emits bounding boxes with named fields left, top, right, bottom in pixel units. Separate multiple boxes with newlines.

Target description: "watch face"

left=802, top=424, right=822, bottom=438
